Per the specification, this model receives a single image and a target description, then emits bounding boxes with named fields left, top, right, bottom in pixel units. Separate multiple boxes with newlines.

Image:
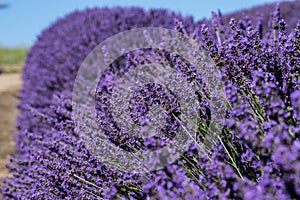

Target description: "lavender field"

left=1, top=1, right=300, bottom=200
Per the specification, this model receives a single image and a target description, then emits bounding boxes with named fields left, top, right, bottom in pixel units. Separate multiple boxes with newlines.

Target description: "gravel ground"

left=0, top=73, right=21, bottom=185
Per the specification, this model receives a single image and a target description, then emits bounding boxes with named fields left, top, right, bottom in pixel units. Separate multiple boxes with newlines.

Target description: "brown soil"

left=0, top=74, right=21, bottom=185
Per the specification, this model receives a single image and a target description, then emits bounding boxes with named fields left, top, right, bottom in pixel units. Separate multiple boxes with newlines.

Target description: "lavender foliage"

left=1, top=3, right=300, bottom=200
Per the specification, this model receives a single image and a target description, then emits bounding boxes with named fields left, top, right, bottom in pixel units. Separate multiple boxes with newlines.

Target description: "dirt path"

left=0, top=73, right=21, bottom=184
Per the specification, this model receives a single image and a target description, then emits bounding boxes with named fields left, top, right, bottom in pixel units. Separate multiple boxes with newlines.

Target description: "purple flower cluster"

left=194, top=3, right=300, bottom=199
left=1, top=8, right=196, bottom=199
left=220, top=0, right=300, bottom=37
left=1, top=3, right=300, bottom=200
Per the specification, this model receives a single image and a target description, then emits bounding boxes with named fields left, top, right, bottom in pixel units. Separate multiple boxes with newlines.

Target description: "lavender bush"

left=1, top=3, right=300, bottom=200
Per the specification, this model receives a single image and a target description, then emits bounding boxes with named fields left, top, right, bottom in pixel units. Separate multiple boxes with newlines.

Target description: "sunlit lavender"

left=1, top=3, right=300, bottom=200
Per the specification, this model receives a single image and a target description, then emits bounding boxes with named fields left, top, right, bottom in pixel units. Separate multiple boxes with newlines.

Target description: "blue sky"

left=0, top=0, right=286, bottom=48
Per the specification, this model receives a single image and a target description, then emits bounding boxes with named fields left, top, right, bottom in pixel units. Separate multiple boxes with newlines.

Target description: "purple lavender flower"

left=2, top=2, right=300, bottom=200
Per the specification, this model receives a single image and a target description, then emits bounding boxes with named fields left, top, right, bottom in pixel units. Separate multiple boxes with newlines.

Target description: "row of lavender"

left=1, top=3, right=300, bottom=200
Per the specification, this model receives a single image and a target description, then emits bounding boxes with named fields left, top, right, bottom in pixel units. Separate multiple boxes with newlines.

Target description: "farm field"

left=1, top=1, right=300, bottom=199
left=0, top=48, right=26, bottom=73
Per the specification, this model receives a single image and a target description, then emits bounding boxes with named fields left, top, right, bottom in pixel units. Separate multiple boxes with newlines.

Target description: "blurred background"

left=0, top=0, right=293, bottom=184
